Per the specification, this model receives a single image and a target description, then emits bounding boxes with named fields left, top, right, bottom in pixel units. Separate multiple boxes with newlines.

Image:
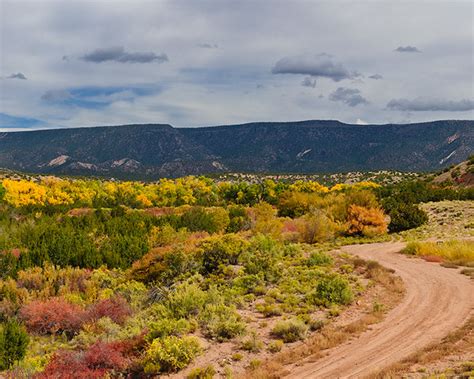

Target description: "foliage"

left=271, top=319, right=308, bottom=343
left=347, top=205, right=388, bottom=237
left=308, top=276, right=353, bottom=306
left=19, top=298, right=86, bottom=337
left=0, top=319, right=29, bottom=370
left=200, top=304, right=246, bottom=341
left=402, top=240, right=474, bottom=266
left=384, top=203, right=428, bottom=232
left=143, top=336, right=201, bottom=373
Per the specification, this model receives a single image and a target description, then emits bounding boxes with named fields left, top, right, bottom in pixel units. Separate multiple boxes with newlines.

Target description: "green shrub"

left=307, top=251, right=333, bottom=266
left=386, top=203, right=428, bottom=232
left=143, top=335, right=201, bottom=373
left=0, top=319, right=29, bottom=370
left=256, top=303, right=282, bottom=317
left=165, top=281, right=208, bottom=319
left=200, top=304, right=245, bottom=341
left=187, top=365, right=216, bottom=379
left=271, top=319, right=308, bottom=343
left=308, top=275, right=353, bottom=306
left=147, top=318, right=194, bottom=340
left=198, top=234, right=248, bottom=274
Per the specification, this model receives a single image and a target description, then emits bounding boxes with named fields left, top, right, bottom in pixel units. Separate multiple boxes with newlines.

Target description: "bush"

left=347, top=205, right=387, bottom=236
left=308, top=276, right=353, bottom=306
left=271, top=319, right=308, bottom=343
left=19, top=297, right=86, bottom=336
left=241, top=331, right=263, bottom=352
left=86, top=295, right=132, bottom=325
left=0, top=319, right=29, bottom=370
left=187, top=365, right=216, bottom=379
left=147, top=318, right=193, bottom=340
left=198, top=234, right=248, bottom=274
left=402, top=240, right=474, bottom=266
left=307, top=251, right=333, bottom=266
left=143, top=336, right=201, bottom=373
left=386, top=203, right=428, bottom=232
left=267, top=339, right=284, bottom=353
left=200, top=304, right=246, bottom=341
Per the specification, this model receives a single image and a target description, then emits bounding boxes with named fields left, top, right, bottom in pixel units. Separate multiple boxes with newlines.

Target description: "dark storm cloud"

left=394, top=46, right=421, bottom=53
left=81, top=46, right=168, bottom=63
left=387, top=98, right=474, bottom=112
left=301, top=77, right=317, bottom=88
left=329, top=87, right=368, bottom=107
left=272, top=54, right=359, bottom=81
left=368, top=74, right=383, bottom=80
left=7, top=73, right=27, bottom=80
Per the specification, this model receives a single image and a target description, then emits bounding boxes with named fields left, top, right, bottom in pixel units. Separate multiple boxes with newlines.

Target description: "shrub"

left=86, top=295, right=132, bottom=325
left=0, top=319, right=29, bottom=370
left=240, top=331, right=263, bottom=352
left=256, top=303, right=282, bottom=317
left=307, top=251, right=333, bottom=266
left=187, top=365, right=216, bottom=379
left=165, top=281, right=208, bottom=319
left=143, top=336, right=201, bottom=373
left=37, top=341, right=128, bottom=379
left=309, top=276, right=353, bottom=306
left=296, top=211, right=337, bottom=243
left=386, top=203, right=428, bottom=232
left=19, top=297, right=86, bottom=336
left=267, top=339, right=284, bottom=353
left=147, top=318, right=193, bottom=340
left=271, top=319, right=308, bottom=343
left=83, top=341, right=128, bottom=371
left=347, top=205, right=387, bottom=236
left=200, top=304, right=245, bottom=341
left=198, top=234, right=248, bottom=274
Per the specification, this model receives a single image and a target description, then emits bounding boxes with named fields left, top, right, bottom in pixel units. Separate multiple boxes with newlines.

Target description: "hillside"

left=0, top=120, right=472, bottom=178
left=433, top=157, right=474, bottom=187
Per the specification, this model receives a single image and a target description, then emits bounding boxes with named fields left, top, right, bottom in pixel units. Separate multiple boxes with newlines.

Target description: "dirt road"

left=286, top=242, right=474, bottom=379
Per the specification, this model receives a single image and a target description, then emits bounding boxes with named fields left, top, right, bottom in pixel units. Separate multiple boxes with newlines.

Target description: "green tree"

left=0, top=319, right=29, bottom=370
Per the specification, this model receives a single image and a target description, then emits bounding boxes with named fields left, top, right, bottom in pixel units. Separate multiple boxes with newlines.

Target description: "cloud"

left=272, top=54, right=359, bottom=81
left=81, top=46, right=168, bottom=63
left=301, top=77, right=317, bottom=88
left=6, top=73, right=27, bottom=80
left=387, top=97, right=474, bottom=112
left=368, top=74, right=383, bottom=80
left=197, top=43, right=218, bottom=49
left=41, top=89, right=72, bottom=102
left=394, top=46, right=421, bottom=53
left=329, top=87, right=369, bottom=107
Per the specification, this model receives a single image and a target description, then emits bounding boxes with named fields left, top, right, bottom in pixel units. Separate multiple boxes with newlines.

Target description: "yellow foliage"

left=347, top=205, right=387, bottom=236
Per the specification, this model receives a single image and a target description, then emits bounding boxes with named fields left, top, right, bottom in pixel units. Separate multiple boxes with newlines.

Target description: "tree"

left=0, top=319, right=29, bottom=370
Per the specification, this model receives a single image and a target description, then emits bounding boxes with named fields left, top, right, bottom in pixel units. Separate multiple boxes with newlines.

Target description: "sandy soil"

left=285, top=242, right=474, bottom=379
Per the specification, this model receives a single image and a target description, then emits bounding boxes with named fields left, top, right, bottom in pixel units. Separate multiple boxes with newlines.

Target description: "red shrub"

left=20, top=297, right=86, bottom=336
left=35, top=350, right=103, bottom=379
left=37, top=341, right=129, bottom=379
left=84, top=341, right=128, bottom=370
left=86, top=296, right=132, bottom=325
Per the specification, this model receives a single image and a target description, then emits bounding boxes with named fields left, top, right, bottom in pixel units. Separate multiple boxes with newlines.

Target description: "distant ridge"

left=0, top=120, right=472, bottom=178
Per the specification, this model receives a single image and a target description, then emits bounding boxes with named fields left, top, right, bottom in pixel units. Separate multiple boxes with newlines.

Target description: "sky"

left=0, top=0, right=473, bottom=130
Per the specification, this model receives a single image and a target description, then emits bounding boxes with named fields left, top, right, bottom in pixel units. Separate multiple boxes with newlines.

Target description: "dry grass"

left=403, top=240, right=474, bottom=267
left=367, top=316, right=474, bottom=378
left=239, top=263, right=405, bottom=379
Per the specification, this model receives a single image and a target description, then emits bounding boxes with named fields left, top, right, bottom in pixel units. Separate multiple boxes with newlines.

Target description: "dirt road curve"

left=286, top=242, right=474, bottom=379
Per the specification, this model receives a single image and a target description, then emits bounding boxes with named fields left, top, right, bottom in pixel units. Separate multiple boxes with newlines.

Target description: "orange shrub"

left=346, top=205, right=388, bottom=237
